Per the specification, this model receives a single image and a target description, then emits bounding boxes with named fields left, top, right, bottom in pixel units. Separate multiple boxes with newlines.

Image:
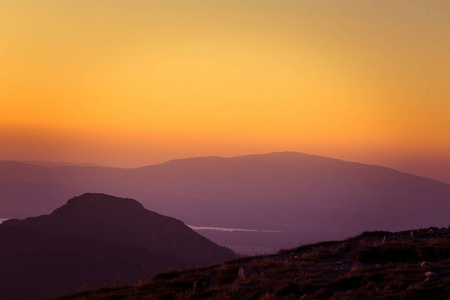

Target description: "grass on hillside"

left=59, top=227, right=450, bottom=300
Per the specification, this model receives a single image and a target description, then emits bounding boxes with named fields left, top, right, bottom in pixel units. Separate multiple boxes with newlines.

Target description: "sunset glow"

left=1, top=1, right=449, bottom=182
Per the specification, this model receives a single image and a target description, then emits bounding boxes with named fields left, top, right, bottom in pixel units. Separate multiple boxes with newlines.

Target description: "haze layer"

left=1, top=1, right=449, bottom=182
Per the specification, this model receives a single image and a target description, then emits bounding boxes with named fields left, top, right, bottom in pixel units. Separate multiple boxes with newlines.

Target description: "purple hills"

left=1, top=152, right=450, bottom=252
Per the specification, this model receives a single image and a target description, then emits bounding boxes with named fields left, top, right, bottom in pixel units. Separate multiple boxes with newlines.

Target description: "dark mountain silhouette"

left=1, top=152, right=450, bottom=252
left=0, top=193, right=234, bottom=299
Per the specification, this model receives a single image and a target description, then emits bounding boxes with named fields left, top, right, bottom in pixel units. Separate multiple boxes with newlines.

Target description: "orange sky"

left=1, top=1, right=449, bottom=183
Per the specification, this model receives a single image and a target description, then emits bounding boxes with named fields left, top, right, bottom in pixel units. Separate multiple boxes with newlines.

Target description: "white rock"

left=425, top=271, right=439, bottom=279
left=421, top=261, right=438, bottom=267
left=238, top=266, right=256, bottom=279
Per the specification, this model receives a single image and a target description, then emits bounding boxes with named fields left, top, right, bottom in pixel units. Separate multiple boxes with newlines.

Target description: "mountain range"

left=1, top=152, right=450, bottom=252
left=0, top=193, right=234, bottom=299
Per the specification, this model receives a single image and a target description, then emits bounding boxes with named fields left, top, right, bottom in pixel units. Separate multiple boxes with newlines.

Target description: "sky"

left=1, top=0, right=449, bottom=183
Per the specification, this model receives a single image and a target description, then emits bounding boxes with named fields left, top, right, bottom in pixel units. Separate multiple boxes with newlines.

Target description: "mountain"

left=1, top=152, right=450, bottom=252
left=59, top=226, right=450, bottom=300
left=0, top=193, right=234, bottom=299
left=18, top=160, right=104, bottom=168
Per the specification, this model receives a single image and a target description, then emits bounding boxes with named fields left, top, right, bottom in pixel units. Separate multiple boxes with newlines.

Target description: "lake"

left=188, top=225, right=283, bottom=233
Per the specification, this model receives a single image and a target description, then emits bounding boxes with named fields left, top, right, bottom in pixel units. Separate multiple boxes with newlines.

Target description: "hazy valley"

left=2, top=152, right=450, bottom=254
left=1, top=152, right=450, bottom=299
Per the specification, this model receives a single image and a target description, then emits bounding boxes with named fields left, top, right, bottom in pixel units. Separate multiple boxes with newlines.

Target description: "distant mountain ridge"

left=0, top=193, right=234, bottom=299
left=1, top=152, right=450, bottom=252
left=0, top=159, right=104, bottom=168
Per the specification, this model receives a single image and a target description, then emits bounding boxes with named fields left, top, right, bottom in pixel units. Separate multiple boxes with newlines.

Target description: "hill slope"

left=1, top=152, right=450, bottom=252
left=0, top=193, right=234, bottom=299
left=59, top=226, right=450, bottom=300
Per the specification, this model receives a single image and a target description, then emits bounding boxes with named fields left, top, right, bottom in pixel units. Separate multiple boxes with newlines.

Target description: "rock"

left=330, top=265, right=346, bottom=272
left=351, top=263, right=365, bottom=270
left=420, top=261, right=438, bottom=267
left=318, top=273, right=335, bottom=280
left=330, top=260, right=350, bottom=272
left=425, top=271, right=439, bottom=282
left=193, top=280, right=209, bottom=292
left=242, top=282, right=257, bottom=288
left=238, top=266, right=256, bottom=279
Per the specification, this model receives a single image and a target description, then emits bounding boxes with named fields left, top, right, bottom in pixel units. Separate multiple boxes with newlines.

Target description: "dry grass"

left=57, top=227, right=450, bottom=300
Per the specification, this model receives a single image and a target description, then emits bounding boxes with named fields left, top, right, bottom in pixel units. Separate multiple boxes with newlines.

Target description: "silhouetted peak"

left=160, top=156, right=225, bottom=166
left=56, top=193, right=144, bottom=216
left=232, top=151, right=342, bottom=161
left=161, top=152, right=343, bottom=166
left=138, top=152, right=340, bottom=171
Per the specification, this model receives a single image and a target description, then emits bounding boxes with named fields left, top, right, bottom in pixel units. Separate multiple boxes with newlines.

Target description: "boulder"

left=238, top=266, right=256, bottom=279
left=420, top=261, right=438, bottom=267
left=425, top=271, right=439, bottom=282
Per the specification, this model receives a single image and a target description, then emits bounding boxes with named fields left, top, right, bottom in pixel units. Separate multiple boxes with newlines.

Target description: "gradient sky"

left=1, top=1, right=449, bottom=183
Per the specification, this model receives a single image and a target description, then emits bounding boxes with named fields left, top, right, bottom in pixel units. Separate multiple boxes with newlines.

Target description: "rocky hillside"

left=59, top=227, right=450, bottom=299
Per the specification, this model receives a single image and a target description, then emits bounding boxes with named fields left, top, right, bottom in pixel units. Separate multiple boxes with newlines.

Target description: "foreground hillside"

left=0, top=194, right=234, bottom=299
left=61, top=227, right=450, bottom=300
